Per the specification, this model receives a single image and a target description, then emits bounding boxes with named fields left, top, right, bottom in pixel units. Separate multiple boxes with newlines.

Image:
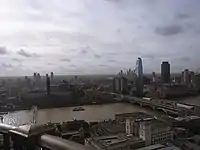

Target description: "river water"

left=2, top=96, right=200, bottom=126
left=2, top=103, right=163, bottom=126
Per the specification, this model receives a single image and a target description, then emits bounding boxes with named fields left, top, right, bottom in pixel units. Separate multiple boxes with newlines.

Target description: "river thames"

left=2, top=96, right=200, bottom=126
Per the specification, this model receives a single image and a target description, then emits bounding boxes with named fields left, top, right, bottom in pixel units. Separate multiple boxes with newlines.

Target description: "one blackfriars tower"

left=136, top=57, right=143, bottom=96
left=161, top=61, right=170, bottom=83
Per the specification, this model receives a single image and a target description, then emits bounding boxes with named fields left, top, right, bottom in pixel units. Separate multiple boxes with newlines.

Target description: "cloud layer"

left=0, top=0, right=200, bottom=76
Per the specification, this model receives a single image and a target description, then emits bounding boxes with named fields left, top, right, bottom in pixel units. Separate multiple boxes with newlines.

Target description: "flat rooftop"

left=136, top=144, right=181, bottom=150
left=115, top=112, right=155, bottom=121
left=88, top=134, right=144, bottom=149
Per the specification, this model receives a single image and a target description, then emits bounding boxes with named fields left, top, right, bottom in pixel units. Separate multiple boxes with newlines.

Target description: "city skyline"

left=0, top=0, right=200, bottom=76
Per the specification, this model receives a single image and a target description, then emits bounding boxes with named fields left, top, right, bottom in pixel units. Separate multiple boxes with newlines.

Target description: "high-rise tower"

left=136, top=57, right=143, bottom=96
left=161, top=62, right=170, bottom=83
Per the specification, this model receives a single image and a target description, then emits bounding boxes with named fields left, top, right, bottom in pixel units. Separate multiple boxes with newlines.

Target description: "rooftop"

left=115, top=112, right=155, bottom=121
left=88, top=134, right=144, bottom=149
left=90, top=120, right=125, bottom=137
left=136, top=144, right=181, bottom=150
left=174, top=116, right=200, bottom=122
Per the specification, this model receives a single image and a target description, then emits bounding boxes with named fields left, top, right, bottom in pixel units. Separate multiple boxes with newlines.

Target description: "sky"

left=0, top=0, right=200, bottom=76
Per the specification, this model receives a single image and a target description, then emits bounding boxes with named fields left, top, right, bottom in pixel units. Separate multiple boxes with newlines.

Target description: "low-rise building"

left=85, top=134, right=145, bottom=150
left=172, top=135, right=200, bottom=150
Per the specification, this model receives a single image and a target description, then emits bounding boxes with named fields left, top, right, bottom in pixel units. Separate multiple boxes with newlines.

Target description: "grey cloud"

left=107, top=52, right=119, bottom=56
left=60, top=58, right=71, bottom=62
left=116, top=29, right=121, bottom=33
left=0, top=47, right=8, bottom=55
left=155, top=25, right=183, bottom=36
left=142, top=54, right=155, bottom=59
left=105, top=0, right=122, bottom=3
left=48, top=63, right=56, bottom=66
left=78, top=46, right=101, bottom=59
left=178, top=56, right=191, bottom=62
left=99, top=64, right=107, bottom=67
left=12, top=58, right=22, bottom=62
left=69, top=64, right=77, bottom=68
left=17, top=49, right=39, bottom=58
left=94, top=54, right=101, bottom=59
left=107, top=59, right=117, bottom=63
left=2, top=63, right=12, bottom=68
left=80, top=49, right=88, bottom=55
left=175, top=13, right=190, bottom=20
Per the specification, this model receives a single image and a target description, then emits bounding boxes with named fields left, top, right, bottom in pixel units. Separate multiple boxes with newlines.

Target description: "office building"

left=125, top=116, right=154, bottom=137
left=37, top=73, right=41, bottom=81
left=85, top=134, right=145, bottom=150
left=136, top=58, right=144, bottom=96
left=113, top=77, right=121, bottom=94
left=190, top=71, right=195, bottom=84
left=139, top=119, right=173, bottom=146
left=152, top=72, right=156, bottom=83
left=121, top=77, right=128, bottom=94
left=51, top=72, right=54, bottom=82
left=183, top=69, right=190, bottom=84
left=46, top=74, right=51, bottom=95
left=33, top=72, right=37, bottom=80
left=161, top=62, right=170, bottom=83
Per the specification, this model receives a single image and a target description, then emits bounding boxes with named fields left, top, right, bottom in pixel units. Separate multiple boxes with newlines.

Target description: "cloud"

left=69, top=64, right=77, bottom=68
left=2, top=63, right=12, bottom=68
left=142, top=54, right=155, bottom=59
left=60, top=58, right=71, bottom=62
left=17, top=49, right=39, bottom=58
left=0, top=0, right=200, bottom=75
left=12, top=58, right=22, bottom=62
left=178, top=56, right=191, bottom=62
left=94, top=54, right=101, bottom=59
left=107, top=59, right=117, bottom=63
left=0, top=47, right=8, bottom=55
left=99, top=64, right=107, bottom=67
left=78, top=46, right=101, bottom=59
left=155, top=25, right=183, bottom=36
left=175, top=13, right=190, bottom=20
left=80, top=49, right=88, bottom=55
left=48, top=63, right=56, bottom=66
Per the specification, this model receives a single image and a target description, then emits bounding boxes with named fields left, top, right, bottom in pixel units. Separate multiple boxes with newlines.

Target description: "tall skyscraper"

left=183, top=69, right=190, bottom=84
left=46, top=74, right=51, bottom=95
left=33, top=72, right=37, bottom=81
left=161, top=62, right=170, bottom=83
left=50, top=72, right=54, bottom=82
left=136, top=57, right=143, bottom=96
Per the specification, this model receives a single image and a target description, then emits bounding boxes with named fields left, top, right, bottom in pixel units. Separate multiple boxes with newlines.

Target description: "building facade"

left=139, top=119, right=173, bottom=146
left=161, top=62, right=170, bottom=83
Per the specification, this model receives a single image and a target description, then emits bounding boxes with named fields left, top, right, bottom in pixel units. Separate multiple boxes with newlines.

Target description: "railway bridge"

left=111, top=93, right=197, bottom=116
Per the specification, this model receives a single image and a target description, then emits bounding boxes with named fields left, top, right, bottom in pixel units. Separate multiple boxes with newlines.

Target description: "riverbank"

left=0, top=97, right=119, bottom=113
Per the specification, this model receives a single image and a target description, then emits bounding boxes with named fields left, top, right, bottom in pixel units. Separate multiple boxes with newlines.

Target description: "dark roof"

left=115, top=112, right=154, bottom=121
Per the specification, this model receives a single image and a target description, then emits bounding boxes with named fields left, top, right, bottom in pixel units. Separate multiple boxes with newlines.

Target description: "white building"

left=139, top=119, right=173, bottom=146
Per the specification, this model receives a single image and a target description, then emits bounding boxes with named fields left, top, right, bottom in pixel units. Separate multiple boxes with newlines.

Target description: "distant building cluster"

left=113, top=57, right=200, bottom=98
left=113, top=58, right=144, bottom=97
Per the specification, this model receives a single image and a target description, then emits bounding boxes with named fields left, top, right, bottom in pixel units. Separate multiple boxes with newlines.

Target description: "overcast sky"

left=0, top=0, right=200, bottom=76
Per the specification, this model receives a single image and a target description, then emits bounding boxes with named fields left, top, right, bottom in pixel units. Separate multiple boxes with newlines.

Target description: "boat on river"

left=73, top=107, right=85, bottom=112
